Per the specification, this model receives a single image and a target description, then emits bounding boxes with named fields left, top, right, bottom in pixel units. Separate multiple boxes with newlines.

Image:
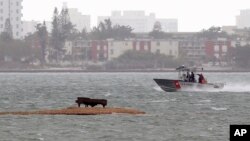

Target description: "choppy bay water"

left=0, top=72, right=250, bottom=141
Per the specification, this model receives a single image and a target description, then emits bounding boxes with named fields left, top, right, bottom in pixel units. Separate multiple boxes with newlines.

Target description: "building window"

left=214, top=45, right=219, bottom=52
left=0, top=24, right=3, bottom=28
left=0, top=2, right=3, bottom=6
left=156, top=41, right=160, bottom=46
left=0, top=17, right=3, bottom=21
left=16, top=2, right=19, bottom=6
left=222, top=45, right=227, bottom=52
left=16, top=17, right=18, bottom=21
left=156, top=49, right=160, bottom=54
left=169, top=50, right=172, bottom=55
left=110, top=49, right=114, bottom=55
left=104, top=45, right=107, bottom=50
left=16, top=24, right=19, bottom=28
left=0, top=9, right=3, bottom=13
left=16, top=32, right=19, bottom=36
left=214, top=53, right=219, bottom=59
left=16, top=10, right=19, bottom=14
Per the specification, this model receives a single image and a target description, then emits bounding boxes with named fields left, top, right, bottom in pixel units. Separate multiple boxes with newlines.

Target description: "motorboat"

left=154, top=66, right=224, bottom=92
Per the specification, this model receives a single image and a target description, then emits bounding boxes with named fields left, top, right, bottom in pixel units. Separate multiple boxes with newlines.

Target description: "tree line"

left=0, top=7, right=134, bottom=66
left=1, top=6, right=250, bottom=69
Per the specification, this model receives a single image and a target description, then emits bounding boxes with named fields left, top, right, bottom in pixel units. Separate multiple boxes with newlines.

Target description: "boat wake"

left=105, top=92, right=112, bottom=97
left=180, top=85, right=250, bottom=93
left=211, top=107, right=228, bottom=111
left=219, top=83, right=250, bottom=93
left=150, top=99, right=170, bottom=103
left=154, top=83, right=250, bottom=93
left=153, top=86, right=164, bottom=92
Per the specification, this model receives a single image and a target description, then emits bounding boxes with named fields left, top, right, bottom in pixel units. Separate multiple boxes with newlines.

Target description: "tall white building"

left=98, top=11, right=178, bottom=33
left=0, top=0, right=23, bottom=39
left=22, top=20, right=38, bottom=37
left=22, top=21, right=52, bottom=38
left=236, top=9, right=250, bottom=29
left=68, top=8, right=91, bottom=32
left=157, top=19, right=178, bottom=32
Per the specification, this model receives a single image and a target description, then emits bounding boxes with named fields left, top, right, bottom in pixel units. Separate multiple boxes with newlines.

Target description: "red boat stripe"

left=174, top=80, right=181, bottom=89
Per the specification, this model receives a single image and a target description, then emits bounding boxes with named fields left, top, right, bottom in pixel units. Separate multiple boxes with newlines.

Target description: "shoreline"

left=0, top=107, right=145, bottom=116
left=0, top=69, right=249, bottom=73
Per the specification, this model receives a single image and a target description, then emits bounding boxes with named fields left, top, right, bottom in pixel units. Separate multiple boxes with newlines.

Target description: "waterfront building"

left=108, top=39, right=179, bottom=60
left=179, top=40, right=206, bottom=62
left=205, top=38, right=232, bottom=62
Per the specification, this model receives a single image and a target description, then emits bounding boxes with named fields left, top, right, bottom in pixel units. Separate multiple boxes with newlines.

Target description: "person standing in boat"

left=186, top=71, right=191, bottom=82
left=197, top=73, right=207, bottom=84
left=190, top=72, right=195, bottom=82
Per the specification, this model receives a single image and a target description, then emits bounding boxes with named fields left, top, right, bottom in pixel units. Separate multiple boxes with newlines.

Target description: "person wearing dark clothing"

left=197, top=73, right=205, bottom=84
left=190, top=72, right=195, bottom=82
left=186, top=71, right=191, bottom=82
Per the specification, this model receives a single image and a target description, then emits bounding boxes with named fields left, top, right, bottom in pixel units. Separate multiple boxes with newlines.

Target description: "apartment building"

left=179, top=40, right=206, bottom=61
left=157, top=19, right=178, bottom=32
left=22, top=20, right=38, bottom=37
left=236, top=9, right=250, bottom=29
left=108, top=40, right=133, bottom=60
left=68, top=8, right=91, bottom=32
left=91, top=40, right=109, bottom=62
left=205, top=38, right=232, bottom=60
left=151, top=40, right=179, bottom=57
left=0, top=0, right=23, bottom=39
left=98, top=11, right=178, bottom=33
left=108, top=39, right=179, bottom=60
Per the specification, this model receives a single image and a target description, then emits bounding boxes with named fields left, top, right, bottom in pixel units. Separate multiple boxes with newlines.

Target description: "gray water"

left=0, top=72, right=250, bottom=141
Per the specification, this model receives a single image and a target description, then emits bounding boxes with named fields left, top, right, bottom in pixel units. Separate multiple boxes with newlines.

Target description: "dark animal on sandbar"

left=75, top=97, right=107, bottom=108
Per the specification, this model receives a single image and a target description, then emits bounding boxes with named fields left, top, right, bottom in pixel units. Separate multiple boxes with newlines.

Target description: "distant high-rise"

left=68, top=8, right=91, bottom=32
left=98, top=11, right=178, bottom=33
left=236, top=9, right=250, bottom=29
left=22, top=20, right=38, bottom=37
left=157, top=19, right=178, bottom=32
left=0, top=0, right=23, bottom=39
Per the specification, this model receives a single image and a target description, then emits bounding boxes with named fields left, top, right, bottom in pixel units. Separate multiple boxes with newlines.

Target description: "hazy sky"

left=22, top=0, right=250, bottom=32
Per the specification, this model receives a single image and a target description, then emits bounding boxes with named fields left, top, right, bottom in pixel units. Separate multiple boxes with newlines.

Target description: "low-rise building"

left=151, top=40, right=179, bottom=58
left=231, top=40, right=250, bottom=48
left=205, top=38, right=232, bottom=62
left=179, top=40, right=206, bottom=62
left=108, top=40, right=133, bottom=60
left=64, top=40, right=91, bottom=65
left=91, top=40, right=109, bottom=62
left=108, top=39, right=179, bottom=60
left=63, top=39, right=179, bottom=64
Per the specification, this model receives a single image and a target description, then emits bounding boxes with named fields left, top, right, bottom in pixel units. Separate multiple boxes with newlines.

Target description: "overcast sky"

left=22, top=0, right=250, bottom=32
